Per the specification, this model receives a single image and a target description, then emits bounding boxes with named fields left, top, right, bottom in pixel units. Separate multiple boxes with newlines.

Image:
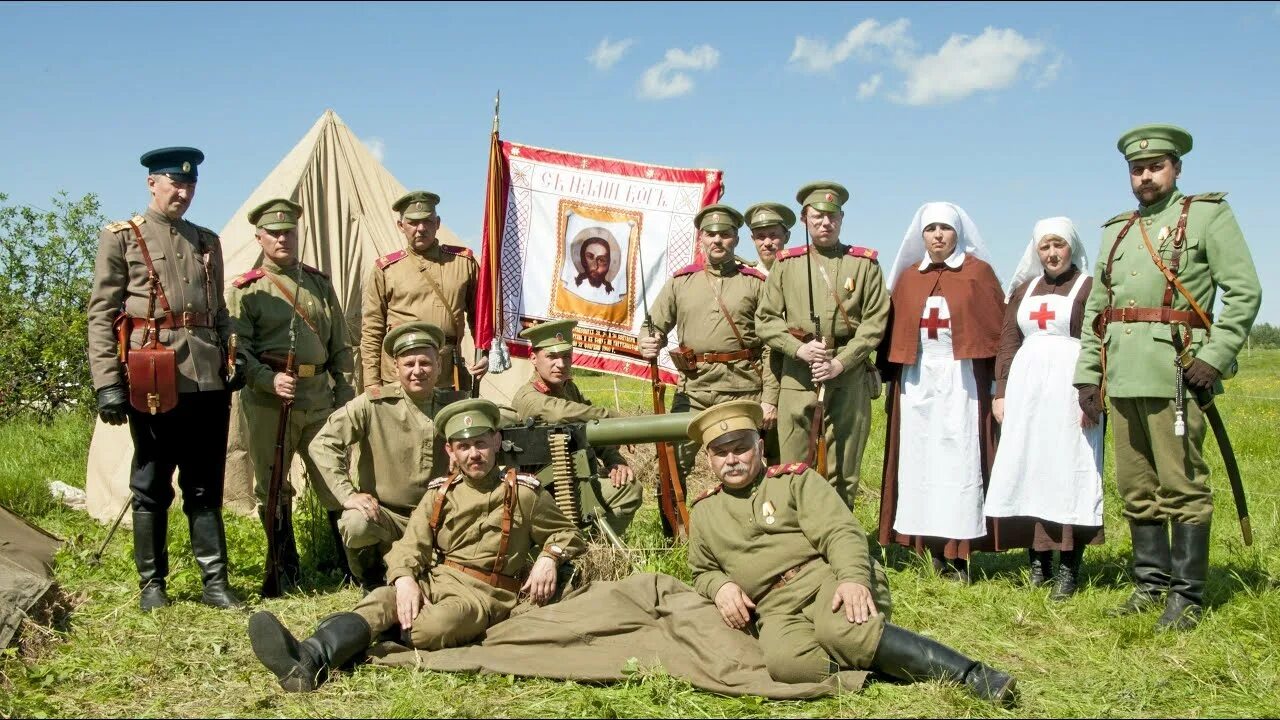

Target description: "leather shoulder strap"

left=704, top=270, right=748, bottom=350
left=127, top=220, right=173, bottom=318
left=428, top=474, right=464, bottom=556
left=490, top=468, right=519, bottom=581
left=262, top=271, right=321, bottom=337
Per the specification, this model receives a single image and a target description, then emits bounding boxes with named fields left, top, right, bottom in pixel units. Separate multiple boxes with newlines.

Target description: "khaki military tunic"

left=689, top=464, right=892, bottom=683
left=360, top=242, right=478, bottom=390
left=87, top=208, right=232, bottom=392
left=510, top=374, right=644, bottom=536
left=308, top=383, right=446, bottom=559
left=649, top=259, right=780, bottom=487
left=756, top=244, right=890, bottom=508
left=353, top=465, right=585, bottom=650
left=227, top=259, right=356, bottom=504
left=1075, top=191, right=1262, bottom=524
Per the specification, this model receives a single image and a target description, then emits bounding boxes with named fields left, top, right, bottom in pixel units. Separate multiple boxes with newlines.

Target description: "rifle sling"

left=703, top=269, right=748, bottom=351
left=262, top=271, right=321, bottom=336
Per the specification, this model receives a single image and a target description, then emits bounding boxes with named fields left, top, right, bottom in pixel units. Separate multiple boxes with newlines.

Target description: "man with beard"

left=567, top=234, right=622, bottom=304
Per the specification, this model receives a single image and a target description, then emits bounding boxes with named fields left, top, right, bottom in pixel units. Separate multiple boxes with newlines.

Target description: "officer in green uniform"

left=249, top=399, right=586, bottom=692
left=744, top=202, right=796, bottom=464
left=361, top=190, right=487, bottom=396
left=510, top=319, right=643, bottom=536
left=227, top=198, right=356, bottom=590
left=638, top=204, right=779, bottom=513
left=1074, top=124, right=1262, bottom=631
left=686, top=400, right=1016, bottom=706
left=756, top=182, right=890, bottom=509
left=308, top=321, right=450, bottom=588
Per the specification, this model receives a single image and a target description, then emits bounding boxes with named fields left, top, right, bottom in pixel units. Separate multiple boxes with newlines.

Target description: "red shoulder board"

left=738, top=265, right=767, bottom=281
left=231, top=268, right=266, bottom=288
left=441, top=244, right=475, bottom=258
left=532, top=379, right=551, bottom=394
left=691, top=482, right=724, bottom=506
left=847, top=246, right=879, bottom=261
left=375, top=250, right=408, bottom=270
left=515, top=472, right=541, bottom=489
left=673, top=261, right=705, bottom=278
left=367, top=385, right=383, bottom=400
left=301, top=263, right=329, bottom=277
left=775, top=246, right=809, bottom=262
left=766, top=462, right=809, bottom=477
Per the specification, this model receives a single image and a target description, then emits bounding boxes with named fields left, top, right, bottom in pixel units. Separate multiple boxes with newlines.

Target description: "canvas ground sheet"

left=368, top=572, right=866, bottom=700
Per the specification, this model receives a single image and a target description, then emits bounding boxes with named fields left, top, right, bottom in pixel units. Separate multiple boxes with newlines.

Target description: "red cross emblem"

left=919, top=307, right=950, bottom=339
left=1030, top=303, right=1055, bottom=330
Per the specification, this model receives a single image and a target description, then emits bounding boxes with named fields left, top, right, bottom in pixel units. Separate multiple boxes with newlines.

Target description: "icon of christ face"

left=579, top=238, right=612, bottom=290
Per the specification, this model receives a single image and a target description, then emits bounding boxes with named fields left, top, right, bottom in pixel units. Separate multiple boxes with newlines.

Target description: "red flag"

left=475, top=94, right=507, bottom=351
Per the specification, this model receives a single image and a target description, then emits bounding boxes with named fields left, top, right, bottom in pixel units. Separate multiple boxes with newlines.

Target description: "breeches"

left=240, top=398, right=335, bottom=506
left=127, top=390, right=231, bottom=513
left=352, top=568, right=513, bottom=650
left=1110, top=396, right=1212, bottom=525
left=777, top=372, right=874, bottom=510
left=338, top=507, right=410, bottom=550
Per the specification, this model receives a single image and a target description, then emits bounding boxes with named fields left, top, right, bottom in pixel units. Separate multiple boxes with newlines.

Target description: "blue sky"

left=2, top=1, right=1276, bottom=323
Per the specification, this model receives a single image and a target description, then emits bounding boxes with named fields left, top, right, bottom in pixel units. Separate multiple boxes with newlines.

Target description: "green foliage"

left=0, top=191, right=105, bottom=422
left=0, top=414, right=91, bottom=517
left=1248, top=322, right=1280, bottom=349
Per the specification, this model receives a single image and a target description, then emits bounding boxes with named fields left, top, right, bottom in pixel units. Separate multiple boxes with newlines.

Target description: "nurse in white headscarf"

left=985, top=217, right=1104, bottom=601
left=875, top=202, right=1008, bottom=584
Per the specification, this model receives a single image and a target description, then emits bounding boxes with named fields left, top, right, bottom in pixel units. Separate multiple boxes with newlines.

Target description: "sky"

left=2, top=1, right=1276, bottom=323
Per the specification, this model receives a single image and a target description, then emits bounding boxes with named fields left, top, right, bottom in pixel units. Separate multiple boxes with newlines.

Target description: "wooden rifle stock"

left=261, top=348, right=295, bottom=599
left=649, top=355, right=689, bottom=540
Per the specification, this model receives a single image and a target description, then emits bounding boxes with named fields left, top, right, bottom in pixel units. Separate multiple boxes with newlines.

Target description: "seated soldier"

left=510, top=319, right=642, bottom=537
left=686, top=400, right=1018, bottom=706
left=308, top=321, right=451, bottom=588
left=249, top=398, right=586, bottom=692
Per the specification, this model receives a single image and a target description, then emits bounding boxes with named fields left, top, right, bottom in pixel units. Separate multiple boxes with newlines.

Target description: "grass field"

left=3, top=352, right=1279, bottom=718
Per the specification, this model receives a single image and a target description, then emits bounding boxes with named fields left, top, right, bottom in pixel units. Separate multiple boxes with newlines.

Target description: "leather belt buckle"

left=295, top=365, right=317, bottom=378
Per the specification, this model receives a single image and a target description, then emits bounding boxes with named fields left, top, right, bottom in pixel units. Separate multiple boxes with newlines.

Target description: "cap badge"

left=719, top=420, right=729, bottom=430
left=182, top=161, right=192, bottom=173
left=1139, top=139, right=1149, bottom=149
left=463, top=415, right=474, bottom=427
left=555, top=332, right=564, bottom=341
left=824, top=192, right=834, bottom=201
left=276, top=211, right=285, bottom=221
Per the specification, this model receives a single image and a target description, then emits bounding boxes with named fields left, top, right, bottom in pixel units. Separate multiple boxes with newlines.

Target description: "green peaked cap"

left=796, top=181, right=849, bottom=213
left=436, top=398, right=502, bottom=441
left=382, top=321, right=446, bottom=357
left=687, top=399, right=764, bottom=447
left=743, top=202, right=796, bottom=230
left=694, top=204, right=744, bottom=233
left=519, top=319, right=576, bottom=354
left=393, top=190, right=441, bottom=220
left=247, top=198, right=302, bottom=230
left=1117, top=123, right=1193, bottom=161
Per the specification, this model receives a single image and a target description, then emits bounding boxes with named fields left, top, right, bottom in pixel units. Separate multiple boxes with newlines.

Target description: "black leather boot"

left=1028, top=550, right=1053, bottom=587
left=188, top=509, right=246, bottom=609
left=325, top=510, right=355, bottom=583
left=871, top=624, right=1017, bottom=707
left=1108, top=521, right=1170, bottom=617
left=1156, top=523, right=1210, bottom=631
left=248, top=611, right=372, bottom=692
left=1050, top=547, right=1083, bottom=601
left=133, top=510, right=169, bottom=612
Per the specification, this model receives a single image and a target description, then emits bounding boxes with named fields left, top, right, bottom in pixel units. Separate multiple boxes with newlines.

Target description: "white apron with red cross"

left=985, top=274, right=1103, bottom=526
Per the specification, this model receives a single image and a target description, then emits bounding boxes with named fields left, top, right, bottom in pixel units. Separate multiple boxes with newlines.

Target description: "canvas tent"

left=83, top=109, right=534, bottom=525
left=1, top=504, right=62, bottom=648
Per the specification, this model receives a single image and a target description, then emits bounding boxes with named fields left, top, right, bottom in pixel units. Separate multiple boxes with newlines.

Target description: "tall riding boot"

left=1050, top=547, right=1084, bottom=601
left=1028, top=549, right=1053, bottom=587
left=248, top=611, right=372, bottom=692
left=1108, top=521, right=1170, bottom=616
left=325, top=510, right=355, bottom=583
left=871, top=624, right=1017, bottom=707
left=188, top=509, right=246, bottom=609
left=1156, top=523, right=1210, bottom=631
left=133, top=510, right=170, bottom=612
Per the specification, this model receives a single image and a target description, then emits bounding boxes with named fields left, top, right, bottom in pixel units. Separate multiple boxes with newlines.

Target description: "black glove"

left=1076, top=384, right=1103, bottom=427
left=1183, top=358, right=1220, bottom=392
left=96, top=384, right=129, bottom=426
left=224, top=357, right=248, bottom=392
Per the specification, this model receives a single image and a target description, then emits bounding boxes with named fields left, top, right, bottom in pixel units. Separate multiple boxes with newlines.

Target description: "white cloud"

left=1034, top=53, right=1064, bottom=89
left=895, top=27, right=1044, bottom=106
left=638, top=45, right=720, bottom=100
left=789, top=18, right=913, bottom=72
left=588, top=37, right=634, bottom=71
left=856, top=74, right=883, bottom=100
left=363, top=136, right=386, bottom=163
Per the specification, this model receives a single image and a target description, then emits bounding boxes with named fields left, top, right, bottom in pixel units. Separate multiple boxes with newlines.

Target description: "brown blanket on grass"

left=367, top=572, right=866, bottom=699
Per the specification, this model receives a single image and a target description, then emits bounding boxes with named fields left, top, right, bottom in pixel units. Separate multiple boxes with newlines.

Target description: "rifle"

left=801, top=221, right=829, bottom=474
left=635, top=241, right=690, bottom=540
left=262, top=257, right=304, bottom=598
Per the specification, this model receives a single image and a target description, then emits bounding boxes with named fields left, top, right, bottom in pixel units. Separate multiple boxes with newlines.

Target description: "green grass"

left=3, top=353, right=1280, bottom=717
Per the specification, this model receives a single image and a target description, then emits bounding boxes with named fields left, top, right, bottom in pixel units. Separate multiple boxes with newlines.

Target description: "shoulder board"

left=846, top=245, right=879, bottom=261
left=105, top=214, right=145, bottom=233
left=441, top=244, right=475, bottom=259
left=673, top=261, right=704, bottom=277
left=427, top=476, right=451, bottom=490
left=366, top=386, right=383, bottom=400
left=776, top=246, right=809, bottom=262
left=532, top=379, right=551, bottom=394
left=369, top=383, right=402, bottom=402
left=375, top=249, right=408, bottom=270
left=765, top=462, right=809, bottom=477
left=1102, top=211, right=1135, bottom=228
left=231, top=268, right=266, bottom=288
left=515, top=472, right=541, bottom=489
left=301, top=263, right=329, bottom=277
left=691, top=482, right=723, bottom=506
left=191, top=222, right=219, bottom=241
left=1190, top=192, right=1227, bottom=203
left=738, top=265, right=767, bottom=281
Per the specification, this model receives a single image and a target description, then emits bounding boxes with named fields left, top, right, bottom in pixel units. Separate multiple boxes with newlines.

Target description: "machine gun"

left=497, top=414, right=692, bottom=555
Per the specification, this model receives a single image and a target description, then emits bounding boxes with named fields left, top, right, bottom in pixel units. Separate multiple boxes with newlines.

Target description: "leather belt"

left=695, top=348, right=761, bottom=364
left=759, top=559, right=816, bottom=601
left=144, top=311, right=214, bottom=330
left=258, top=352, right=321, bottom=378
left=1102, top=306, right=1210, bottom=329
left=441, top=558, right=523, bottom=593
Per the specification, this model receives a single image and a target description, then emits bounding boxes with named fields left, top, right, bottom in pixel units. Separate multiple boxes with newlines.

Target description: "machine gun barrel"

left=582, top=414, right=692, bottom=446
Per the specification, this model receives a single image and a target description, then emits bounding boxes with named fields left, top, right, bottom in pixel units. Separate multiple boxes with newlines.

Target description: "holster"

left=668, top=344, right=698, bottom=374
left=126, top=323, right=178, bottom=415
left=787, top=327, right=816, bottom=343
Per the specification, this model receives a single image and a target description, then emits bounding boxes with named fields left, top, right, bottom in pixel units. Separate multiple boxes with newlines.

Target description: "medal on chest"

left=761, top=500, right=776, bottom=525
